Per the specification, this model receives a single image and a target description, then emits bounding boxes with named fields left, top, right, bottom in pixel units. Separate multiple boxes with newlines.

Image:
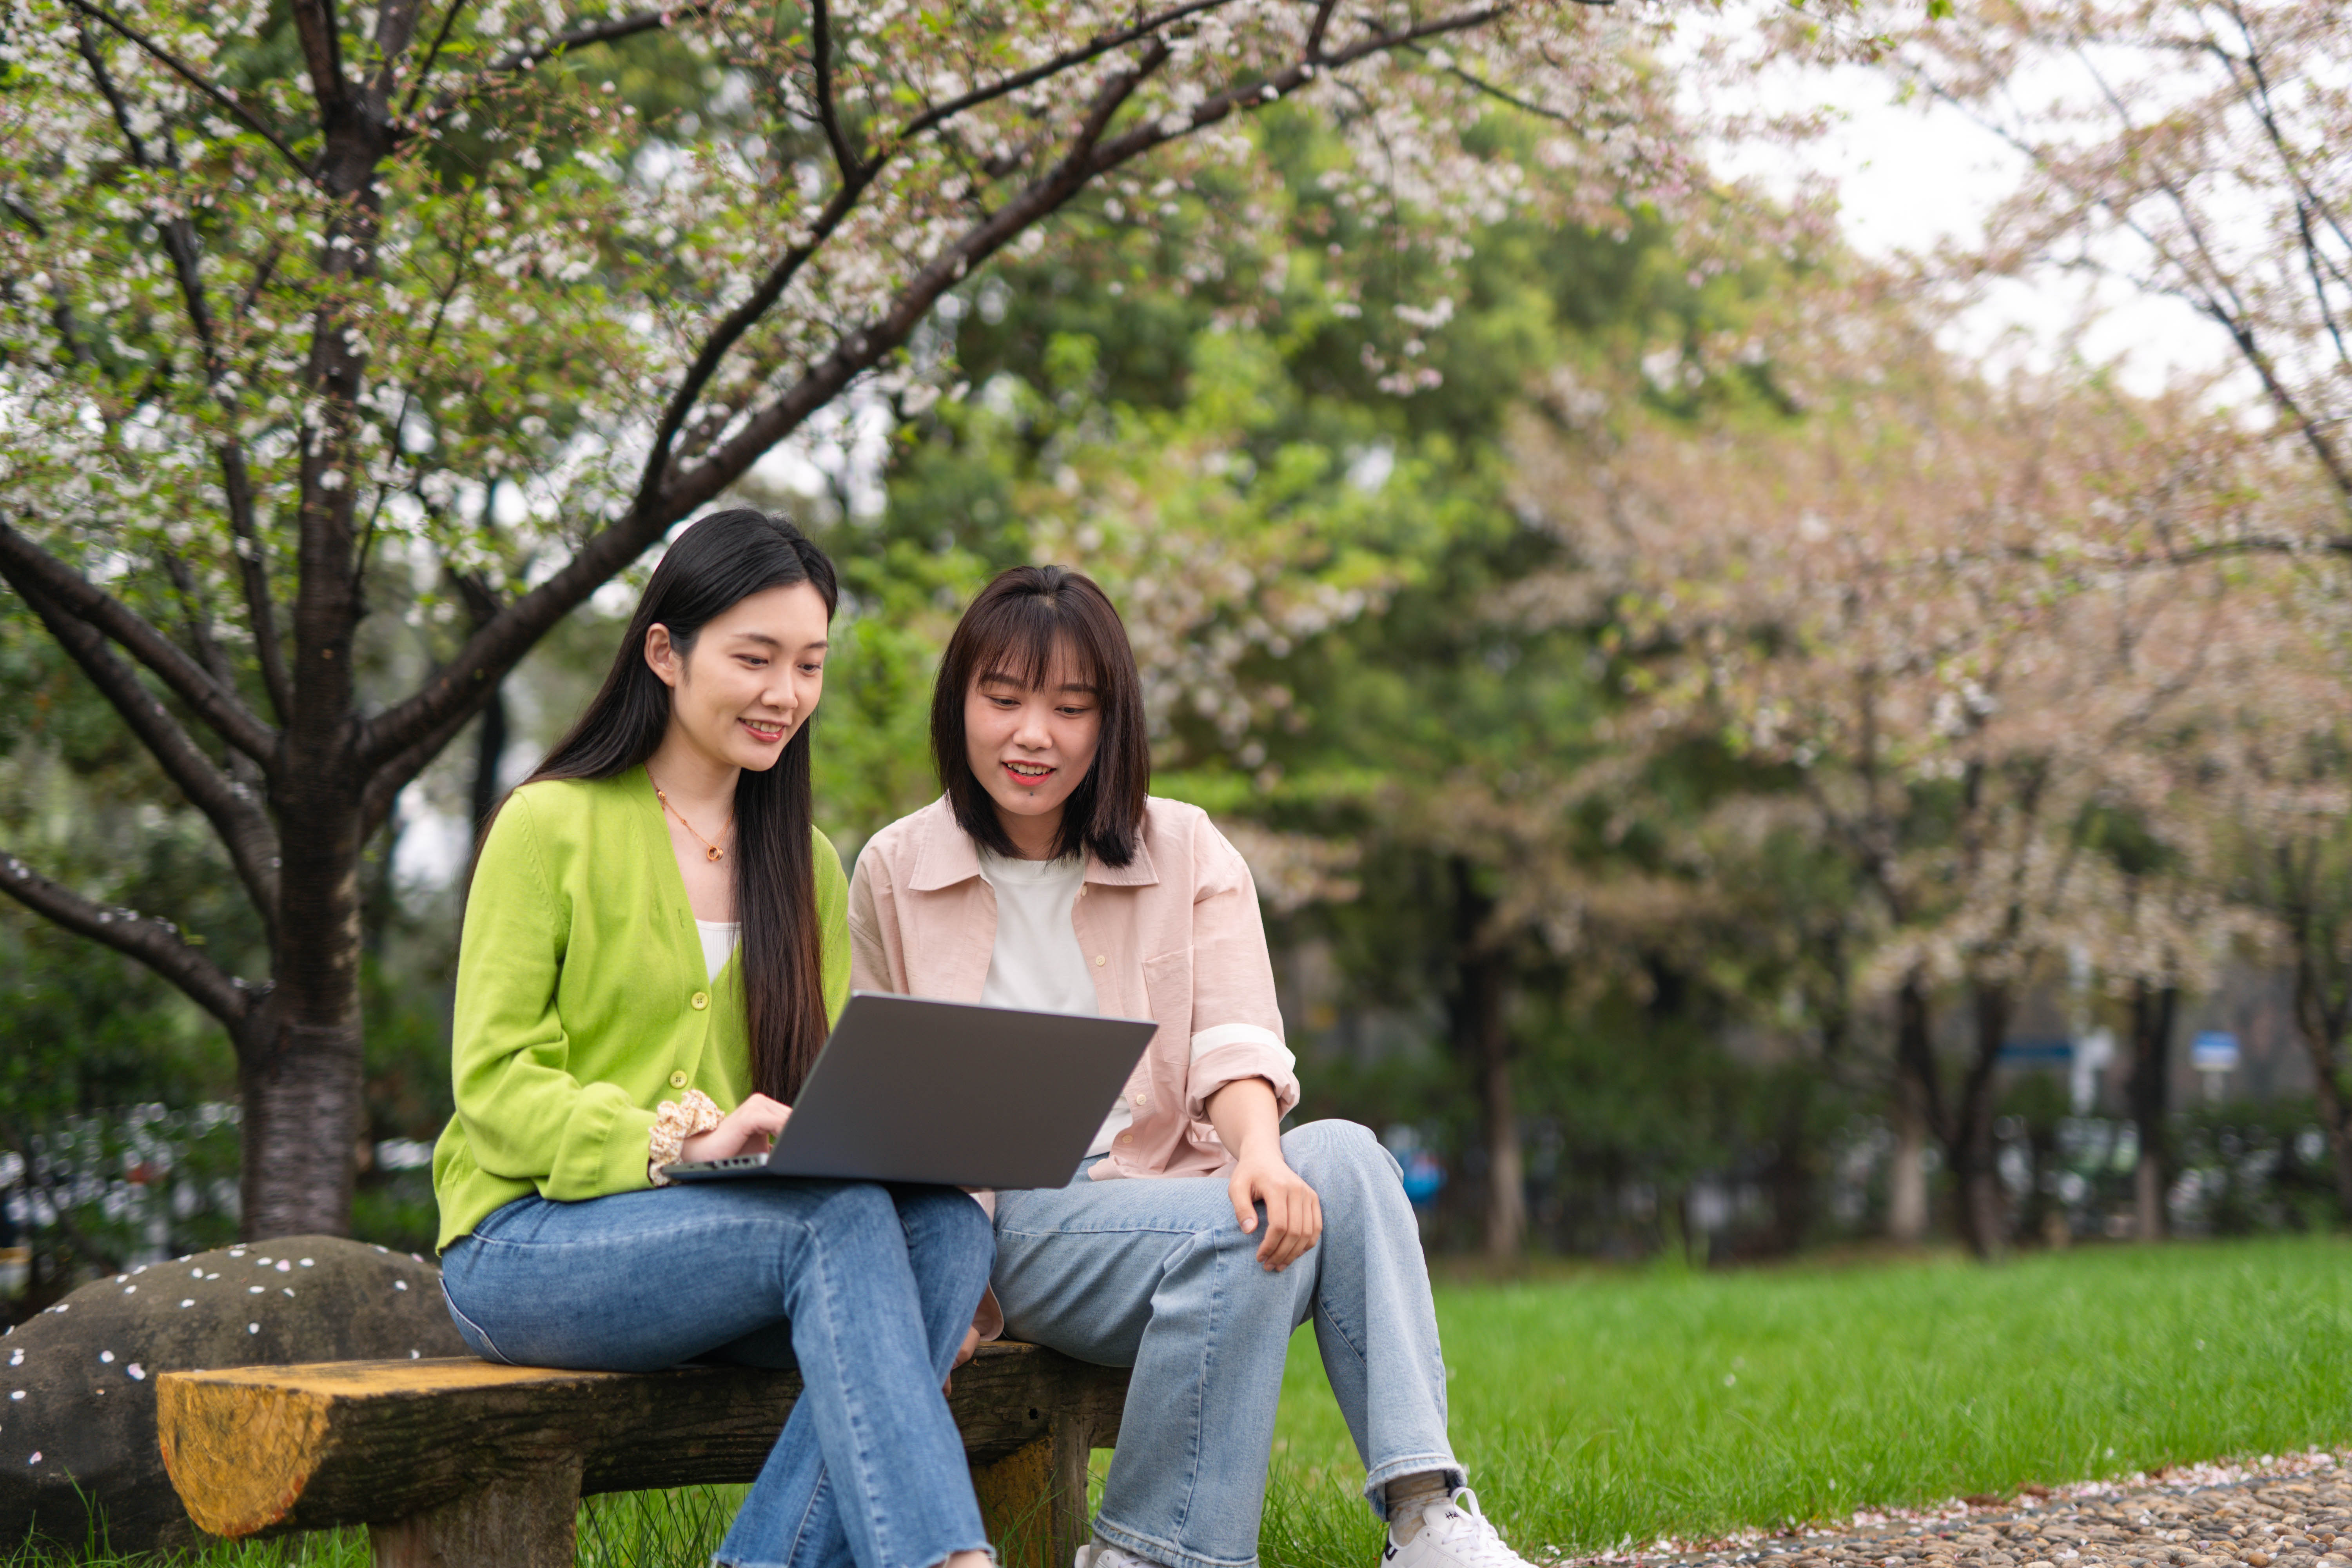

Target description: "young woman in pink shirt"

left=848, top=567, right=1538, bottom=1568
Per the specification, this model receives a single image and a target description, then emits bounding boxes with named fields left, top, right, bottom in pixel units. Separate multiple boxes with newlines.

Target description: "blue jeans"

left=439, top=1180, right=993, bottom=1568
left=991, top=1121, right=1461, bottom=1568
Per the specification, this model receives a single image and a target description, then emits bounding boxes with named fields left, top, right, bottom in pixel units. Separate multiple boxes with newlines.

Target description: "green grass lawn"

left=19, top=1236, right=2352, bottom=1566
left=1264, top=1237, right=2352, bottom=1568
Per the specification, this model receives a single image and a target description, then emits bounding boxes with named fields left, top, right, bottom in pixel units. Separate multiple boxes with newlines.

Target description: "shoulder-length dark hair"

left=931, top=565, right=1149, bottom=866
left=520, top=508, right=839, bottom=1103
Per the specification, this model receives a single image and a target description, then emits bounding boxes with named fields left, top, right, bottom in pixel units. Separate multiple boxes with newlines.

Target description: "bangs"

left=931, top=564, right=1150, bottom=867
left=967, top=591, right=1107, bottom=695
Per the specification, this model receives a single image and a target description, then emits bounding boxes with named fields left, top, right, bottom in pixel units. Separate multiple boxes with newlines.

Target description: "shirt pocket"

left=1141, top=949, right=1194, bottom=1036
left=1141, top=949, right=1195, bottom=1103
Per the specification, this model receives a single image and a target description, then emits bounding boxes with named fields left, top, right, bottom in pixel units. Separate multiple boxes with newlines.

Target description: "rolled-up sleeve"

left=451, top=795, right=658, bottom=1200
left=1180, top=826, right=1301, bottom=1120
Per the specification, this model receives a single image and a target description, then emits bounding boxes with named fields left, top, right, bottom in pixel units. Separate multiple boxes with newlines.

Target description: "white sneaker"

left=1383, top=1490, right=1539, bottom=1568
left=1075, top=1543, right=1166, bottom=1568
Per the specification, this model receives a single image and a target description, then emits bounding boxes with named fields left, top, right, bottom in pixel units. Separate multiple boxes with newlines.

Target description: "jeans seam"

left=811, top=1201, right=896, bottom=1568
left=466, top=1213, right=833, bottom=1254
left=1174, top=1226, right=1223, bottom=1541
left=439, top=1278, right=516, bottom=1366
left=995, top=1225, right=1208, bottom=1240
left=1313, top=1290, right=1367, bottom=1363
left=779, top=1463, right=830, bottom=1568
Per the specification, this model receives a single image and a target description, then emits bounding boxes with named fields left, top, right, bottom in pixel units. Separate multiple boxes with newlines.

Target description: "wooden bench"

left=155, top=1341, right=1125, bottom=1568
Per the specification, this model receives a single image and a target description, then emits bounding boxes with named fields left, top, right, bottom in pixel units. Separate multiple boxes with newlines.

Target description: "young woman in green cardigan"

left=431, top=510, right=996, bottom=1568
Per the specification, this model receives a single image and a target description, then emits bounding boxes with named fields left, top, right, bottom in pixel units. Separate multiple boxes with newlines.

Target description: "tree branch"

left=7, top=573, right=284, bottom=934
left=0, top=197, right=97, bottom=367
left=364, top=3, right=1507, bottom=767
left=809, top=0, right=864, bottom=181
left=73, top=23, right=293, bottom=725
left=0, top=848, right=258, bottom=1029
left=671, top=37, right=1178, bottom=511
left=410, top=1, right=718, bottom=129
left=1079, top=5, right=1508, bottom=172
left=626, top=178, right=873, bottom=520
left=0, top=518, right=280, bottom=764
left=474, top=2, right=716, bottom=82
left=1405, top=44, right=1580, bottom=123
left=288, top=0, right=350, bottom=123
left=1305, top=0, right=1342, bottom=59
left=62, top=0, right=309, bottom=176
left=359, top=672, right=501, bottom=842
left=221, top=454, right=292, bottom=725
left=1910, top=61, right=2352, bottom=509
left=399, top=0, right=475, bottom=118
left=372, top=0, right=429, bottom=97
left=718, top=6, right=1511, bottom=494
left=2214, top=0, right=2352, bottom=274
left=896, top=0, right=1235, bottom=143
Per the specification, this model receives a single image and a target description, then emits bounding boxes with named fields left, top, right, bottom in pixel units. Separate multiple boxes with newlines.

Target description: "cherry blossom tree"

left=1512, top=265, right=2312, bottom=1254
left=2204, top=589, right=2352, bottom=1214
left=0, top=0, right=1693, bottom=1237
left=1888, top=0, right=2352, bottom=521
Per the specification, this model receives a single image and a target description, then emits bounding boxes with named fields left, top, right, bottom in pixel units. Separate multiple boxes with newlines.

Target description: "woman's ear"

left=645, top=623, right=683, bottom=689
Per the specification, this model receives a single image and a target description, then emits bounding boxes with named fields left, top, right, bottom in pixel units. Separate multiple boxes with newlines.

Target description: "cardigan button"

left=670, top=1071, right=689, bottom=1089
left=691, top=991, right=709, bottom=1011
left=1094, top=955, right=1106, bottom=967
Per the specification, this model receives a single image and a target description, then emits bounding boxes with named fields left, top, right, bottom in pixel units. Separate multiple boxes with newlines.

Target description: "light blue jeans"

left=438, top=1180, right=993, bottom=1568
left=991, top=1120, right=1463, bottom=1568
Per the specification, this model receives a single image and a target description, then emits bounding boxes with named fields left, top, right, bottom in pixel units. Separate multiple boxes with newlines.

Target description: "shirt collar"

left=906, top=795, right=1159, bottom=890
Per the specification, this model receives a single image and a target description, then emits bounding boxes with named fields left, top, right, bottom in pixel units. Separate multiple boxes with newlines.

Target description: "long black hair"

left=931, top=565, right=1149, bottom=866
left=524, top=508, right=839, bottom=1102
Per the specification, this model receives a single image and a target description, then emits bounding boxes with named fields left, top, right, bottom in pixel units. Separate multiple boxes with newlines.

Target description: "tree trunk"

left=217, top=55, right=390, bottom=1241
left=1887, top=1101, right=1928, bottom=1244
left=2127, top=979, right=2175, bottom=1241
left=2292, top=1007, right=2352, bottom=1221
left=2281, top=908, right=2352, bottom=1222
left=1765, top=1068, right=1823, bottom=1255
left=1950, top=981, right=2010, bottom=1260
left=1888, top=977, right=1936, bottom=1244
left=459, top=566, right=511, bottom=843
left=1773, top=980, right=1846, bottom=1254
left=1478, top=1011, right=1524, bottom=1259
left=470, top=683, right=509, bottom=838
left=240, top=795, right=368, bottom=1238
left=1446, top=857, right=1523, bottom=1260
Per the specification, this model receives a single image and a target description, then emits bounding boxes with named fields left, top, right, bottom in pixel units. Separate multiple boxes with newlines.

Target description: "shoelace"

left=1422, top=1492, right=1529, bottom=1568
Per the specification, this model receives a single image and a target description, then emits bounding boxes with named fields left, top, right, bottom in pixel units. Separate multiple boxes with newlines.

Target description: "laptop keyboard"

left=671, top=1154, right=768, bottom=1173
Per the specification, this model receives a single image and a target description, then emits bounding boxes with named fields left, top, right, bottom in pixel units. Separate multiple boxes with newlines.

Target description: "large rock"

left=0, top=1235, right=466, bottom=1555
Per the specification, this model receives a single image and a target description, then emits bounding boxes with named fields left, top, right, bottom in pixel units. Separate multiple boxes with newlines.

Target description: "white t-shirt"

left=694, top=918, right=739, bottom=984
left=976, top=849, right=1129, bottom=1157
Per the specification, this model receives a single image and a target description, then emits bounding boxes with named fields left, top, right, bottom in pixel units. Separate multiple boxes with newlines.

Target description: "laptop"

left=662, top=992, right=1159, bottom=1191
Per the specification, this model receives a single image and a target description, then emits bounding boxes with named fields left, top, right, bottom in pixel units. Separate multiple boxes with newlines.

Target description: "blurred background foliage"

left=3, top=92, right=2339, bottom=1311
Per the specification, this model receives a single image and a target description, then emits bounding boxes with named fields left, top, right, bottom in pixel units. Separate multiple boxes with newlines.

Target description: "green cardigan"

left=431, top=768, right=851, bottom=1251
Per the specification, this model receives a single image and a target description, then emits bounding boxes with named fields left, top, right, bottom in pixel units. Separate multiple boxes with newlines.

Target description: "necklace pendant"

left=706, top=845, right=724, bottom=862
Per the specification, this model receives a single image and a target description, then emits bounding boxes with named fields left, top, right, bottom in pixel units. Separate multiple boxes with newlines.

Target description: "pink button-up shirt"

left=846, top=795, right=1301, bottom=1183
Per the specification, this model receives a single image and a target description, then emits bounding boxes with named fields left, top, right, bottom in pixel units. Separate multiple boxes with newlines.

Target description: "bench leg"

left=973, top=1409, right=1097, bottom=1568
left=369, top=1457, right=585, bottom=1568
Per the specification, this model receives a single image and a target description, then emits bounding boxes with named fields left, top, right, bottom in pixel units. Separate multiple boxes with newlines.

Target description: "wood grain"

left=369, top=1459, right=584, bottom=1568
left=157, top=1341, right=1128, bottom=1543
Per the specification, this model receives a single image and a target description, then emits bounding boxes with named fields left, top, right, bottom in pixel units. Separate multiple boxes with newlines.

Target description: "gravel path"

left=1584, top=1453, right=2352, bottom=1568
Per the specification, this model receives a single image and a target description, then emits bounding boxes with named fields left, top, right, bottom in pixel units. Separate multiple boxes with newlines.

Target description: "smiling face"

left=963, top=643, right=1103, bottom=859
left=646, top=580, right=831, bottom=779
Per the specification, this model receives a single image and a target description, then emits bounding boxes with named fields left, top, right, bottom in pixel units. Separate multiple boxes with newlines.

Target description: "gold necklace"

left=648, top=773, right=732, bottom=863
